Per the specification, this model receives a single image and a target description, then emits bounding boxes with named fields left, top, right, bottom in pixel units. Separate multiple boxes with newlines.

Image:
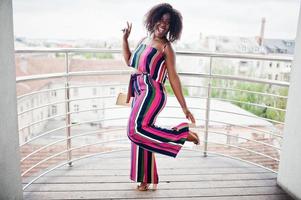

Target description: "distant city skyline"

left=13, top=0, right=300, bottom=42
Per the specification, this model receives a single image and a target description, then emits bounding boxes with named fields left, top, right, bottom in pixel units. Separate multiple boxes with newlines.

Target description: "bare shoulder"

left=164, top=42, right=175, bottom=57
left=136, top=36, right=147, bottom=46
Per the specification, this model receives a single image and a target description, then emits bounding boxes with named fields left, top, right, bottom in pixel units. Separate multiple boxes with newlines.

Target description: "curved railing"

left=15, top=48, right=291, bottom=190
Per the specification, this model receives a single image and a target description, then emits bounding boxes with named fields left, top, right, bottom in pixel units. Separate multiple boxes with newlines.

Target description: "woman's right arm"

left=122, top=22, right=132, bottom=66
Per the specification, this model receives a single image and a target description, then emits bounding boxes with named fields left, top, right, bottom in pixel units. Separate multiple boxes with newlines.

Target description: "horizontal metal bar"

left=211, top=74, right=290, bottom=87
left=208, top=130, right=281, bottom=150
left=212, top=97, right=286, bottom=113
left=15, top=48, right=122, bottom=54
left=203, top=140, right=279, bottom=162
left=209, top=109, right=285, bottom=131
left=15, top=48, right=293, bottom=62
left=205, top=150, right=277, bottom=173
left=18, top=106, right=129, bottom=131
left=181, top=84, right=208, bottom=89
left=21, top=137, right=128, bottom=176
left=18, top=113, right=66, bottom=131
left=207, top=119, right=282, bottom=138
left=63, top=106, right=126, bottom=116
left=176, top=51, right=293, bottom=62
left=18, top=94, right=122, bottom=116
left=16, top=70, right=133, bottom=83
left=197, top=121, right=282, bottom=140
left=16, top=71, right=290, bottom=88
left=211, top=86, right=288, bottom=99
left=166, top=95, right=208, bottom=100
left=179, top=72, right=289, bottom=87
left=17, top=83, right=129, bottom=100
left=20, top=125, right=66, bottom=146
left=68, top=83, right=128, bottom=89
left=69, top=95, right=116, bottom=102
left=17, top=87, right=66, bottom=100
left=20, top=117, right=130, bottom=146
left=18, top=99, right=66, bottom=115
left=16, top=72, right=67, bottom=82
left=68, top=70, right=132, bottom=77
left=21, top=128, right=124, bottom=162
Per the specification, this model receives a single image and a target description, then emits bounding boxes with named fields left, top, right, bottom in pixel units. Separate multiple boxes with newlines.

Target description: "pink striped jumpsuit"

left=127, top=43, right=189, bottom=184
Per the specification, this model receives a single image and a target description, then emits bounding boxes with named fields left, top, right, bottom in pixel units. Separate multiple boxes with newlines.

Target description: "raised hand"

left=122, top=21, right=132, bottom=41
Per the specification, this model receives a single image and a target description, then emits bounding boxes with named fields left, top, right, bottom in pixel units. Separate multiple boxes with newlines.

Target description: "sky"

left=13, top=0, right=301, bottom=42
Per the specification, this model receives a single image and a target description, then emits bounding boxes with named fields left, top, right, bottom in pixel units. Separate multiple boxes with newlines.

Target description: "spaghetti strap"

left=162, top=43, right=167, bottom=53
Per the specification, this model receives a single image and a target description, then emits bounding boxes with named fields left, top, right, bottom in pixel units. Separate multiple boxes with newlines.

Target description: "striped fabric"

left=127, top=42, right=189, bottom=184
left=129, top=43, right=168, bottom=83
left=130, top=142, right=158, bottom=184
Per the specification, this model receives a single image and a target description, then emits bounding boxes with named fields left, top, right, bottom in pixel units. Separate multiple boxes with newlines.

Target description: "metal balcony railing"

left=15, top=48, right=292, bottom=191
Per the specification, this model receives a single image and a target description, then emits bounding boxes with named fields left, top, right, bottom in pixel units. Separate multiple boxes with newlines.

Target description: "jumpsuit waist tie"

left=126, top=71, right=149, bottom=103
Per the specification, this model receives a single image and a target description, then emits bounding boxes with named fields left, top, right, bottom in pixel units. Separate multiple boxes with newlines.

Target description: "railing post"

left=204, top=57, right=212, bottom=157
left=65, top=51, right=72, bottom=166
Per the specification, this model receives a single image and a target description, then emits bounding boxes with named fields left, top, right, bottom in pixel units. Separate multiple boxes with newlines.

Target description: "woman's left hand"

left=182, top=107, right=195, bottom=123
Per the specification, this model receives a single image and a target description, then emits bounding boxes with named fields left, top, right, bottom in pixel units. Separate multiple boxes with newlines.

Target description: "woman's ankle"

left=187, top=132, right=199, bottom=144
left=187, top=132, right=195, bottom=142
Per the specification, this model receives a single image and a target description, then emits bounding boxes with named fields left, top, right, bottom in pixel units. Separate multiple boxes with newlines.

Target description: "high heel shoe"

left=189, top=123, right=200, bottom=145
left=137, top=183, right=150, bottom=191
left=137, top=183, right=157, bottom=191
left=191, top=132, right=200, bottom=145
left=187, top=132, right=200, bottom=145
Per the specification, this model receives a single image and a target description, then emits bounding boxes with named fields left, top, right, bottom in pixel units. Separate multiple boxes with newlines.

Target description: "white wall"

left=0, top=0, right=24, bottom=199
left=277, top=2, right=301, bottom=199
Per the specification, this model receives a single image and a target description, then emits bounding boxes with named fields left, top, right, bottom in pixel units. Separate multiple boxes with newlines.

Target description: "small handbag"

left=116, top=92, right=131, bottom=107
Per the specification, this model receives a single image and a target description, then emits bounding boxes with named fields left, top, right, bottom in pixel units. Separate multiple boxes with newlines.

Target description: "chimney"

left=258, top=17, right=266, bottom=46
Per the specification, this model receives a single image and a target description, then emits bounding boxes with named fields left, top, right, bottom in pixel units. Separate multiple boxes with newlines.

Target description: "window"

left=269, top=62, right=272, bottom=67
left=275, top=74, right=278, bottom=80
left=241, top=45, right=247, bottom=52
left=268, top=74, right=272, bottom=79
left=74, top=104, right=79, bottom=112
left=256, top=61, right=260, bottom=68
left=286, top=41, right=292, bottom=46
left=276, top=63, right=280, bottom=68
left=51, top=90, right=57, bottom=97
left=109, top=87, right=115, bottom=95
left=241, top=38, right=247, bottom=43
left=92, top=105, right=97, bottom=113
left=51, top=105, right=57, bottom=115
left=222, top=37, right=229, bottom=43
